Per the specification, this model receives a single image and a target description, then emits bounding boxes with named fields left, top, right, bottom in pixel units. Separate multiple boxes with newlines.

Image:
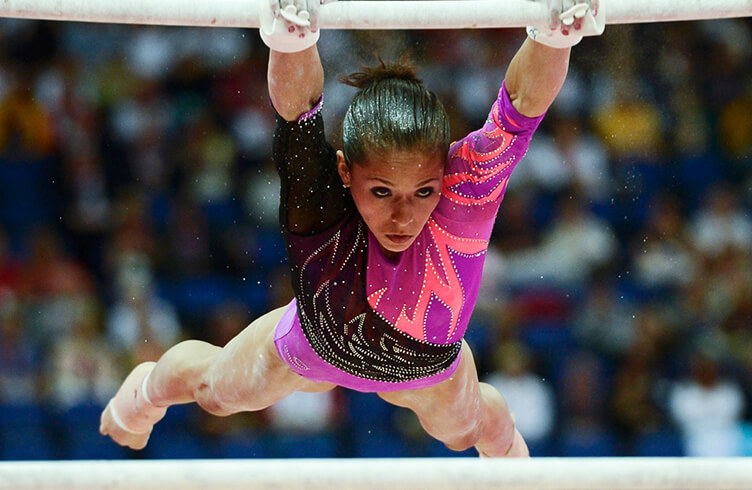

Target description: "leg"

left=101, top=305, right=333, bottom=449
left=378, top=340, right=528, bottom=457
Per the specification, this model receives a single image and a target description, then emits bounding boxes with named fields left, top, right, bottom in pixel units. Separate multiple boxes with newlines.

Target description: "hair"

left=339, top=56, right=450, bottom=167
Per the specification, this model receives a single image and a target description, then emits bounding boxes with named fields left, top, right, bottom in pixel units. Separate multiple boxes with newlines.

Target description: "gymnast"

left=100, top=0, right=604, bottom=457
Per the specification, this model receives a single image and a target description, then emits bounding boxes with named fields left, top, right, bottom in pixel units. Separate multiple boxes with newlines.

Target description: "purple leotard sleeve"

left=437, top=81, right=543, bottom=236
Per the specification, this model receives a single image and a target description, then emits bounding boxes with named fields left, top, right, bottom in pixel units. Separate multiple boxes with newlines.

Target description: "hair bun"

left=339, top=56, right=421, bottom=89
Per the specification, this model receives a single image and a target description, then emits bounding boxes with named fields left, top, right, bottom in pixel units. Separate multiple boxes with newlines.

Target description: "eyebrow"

left=370, top=177, right=440, bottom=187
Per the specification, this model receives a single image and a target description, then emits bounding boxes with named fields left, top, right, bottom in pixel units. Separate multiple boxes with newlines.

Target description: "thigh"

left=205, top=305, right=334, bottom=412
left=378, top=340, right=481, bottom=435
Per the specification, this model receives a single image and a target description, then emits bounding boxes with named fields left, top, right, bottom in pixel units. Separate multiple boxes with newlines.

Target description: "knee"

left=192, top=363, right=241, bottom=417
left=436, top=400, right=483, bottom=451
left=443, top=418, right=483, bottom=452
left=194, top=380, right=234, bottom=417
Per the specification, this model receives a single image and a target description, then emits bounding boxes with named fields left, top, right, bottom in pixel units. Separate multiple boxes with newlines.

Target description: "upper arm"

left=268, top=48, right=325, bottom=122
left=437, top=84, right=544, bottom=225
left=273, top=111, right=351, bottom=235
left=505, top=38, right=570, bottom=118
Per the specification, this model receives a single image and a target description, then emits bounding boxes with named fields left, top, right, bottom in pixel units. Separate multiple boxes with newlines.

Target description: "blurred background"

left=0, top=15, right=751, bottom=460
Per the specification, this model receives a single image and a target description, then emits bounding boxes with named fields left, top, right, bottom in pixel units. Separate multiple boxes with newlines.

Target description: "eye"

left=371, top=187, right=391, bottom=198
left=416, top=187, right=435, bottom=198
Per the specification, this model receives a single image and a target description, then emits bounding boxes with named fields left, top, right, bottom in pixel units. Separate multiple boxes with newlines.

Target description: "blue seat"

left=0, top=425, right=55, bottom=460
left=352, top=427, right=412, bottom=458
left=273, top=432, right=339, bottom=458
left=344, top=391, right=397, bottom=428
left=0, top=158, right=56, bottom=230
left=236, top=278, right=270, bottom=313
left=216, top=432, right=271, bottom=459
left=159, top=275, right=234, bottom=316
left=202, top=199, right=242, bottom=229
left=0, top=403, right=54, bottom=460
left=146, top=429, right=207, bottom=459
left=634, top=428, right=684, bottom=457
left=557, top=425, right=617, bottom=457
left=58, top=403, right=129, bottom=460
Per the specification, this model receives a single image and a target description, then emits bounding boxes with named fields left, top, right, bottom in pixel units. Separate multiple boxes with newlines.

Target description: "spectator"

left=668, top=346, right=746, bottom=457
left=505, top=189, right=619, bottom=289
left=0, top=69, right=56, bottom=157
left=45, top=298, right=122, bottom=408
left=573, top=277, right=637, bottom=359
left=484, top=342, right=556, bottom=454
left=106, top=252, right=182, bottom=363
left=18, top=228, right=96, bottom=347
left=0, top=290, right=40, bottom=404
left=516, top=112, right=611, bottom=201
left=0, top=226, right=20, bottom=294
left=632, top=193, right=698, bottom=292
left=687, top=184, right=752, bottom=258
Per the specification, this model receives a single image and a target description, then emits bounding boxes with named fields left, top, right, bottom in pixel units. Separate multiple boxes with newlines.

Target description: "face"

left=337, top=150, right=444, bottom=259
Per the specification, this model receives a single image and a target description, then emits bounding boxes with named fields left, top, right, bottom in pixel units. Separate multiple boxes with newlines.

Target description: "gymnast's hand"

left=527, top=0, right=605, bottom=48
left=100, top=362, right=167, bottom=450
left=259, top=0, right=333, bottom=53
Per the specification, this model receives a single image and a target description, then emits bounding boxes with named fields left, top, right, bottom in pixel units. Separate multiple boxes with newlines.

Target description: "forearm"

left=505, top=38, right=570, bottom=118
left=268, top=46, right=324, bottom=121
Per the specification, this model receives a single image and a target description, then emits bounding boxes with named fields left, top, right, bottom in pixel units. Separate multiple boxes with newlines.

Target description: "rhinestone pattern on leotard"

left=286, top=218, right=461, bottom=383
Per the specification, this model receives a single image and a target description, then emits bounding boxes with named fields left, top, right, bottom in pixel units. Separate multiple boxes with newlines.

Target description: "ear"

left=336, top=150, right=351, bottom=187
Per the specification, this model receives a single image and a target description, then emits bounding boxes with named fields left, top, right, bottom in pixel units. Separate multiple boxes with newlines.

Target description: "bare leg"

left=378, top=340, right=528, bottom=457
left=100, top=305, right=334, bottom=449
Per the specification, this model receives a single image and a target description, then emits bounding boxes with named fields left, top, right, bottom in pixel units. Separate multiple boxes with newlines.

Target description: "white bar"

left=1, top=458, right=752, bottom=489
left=0, top=0, right=750, bottom=29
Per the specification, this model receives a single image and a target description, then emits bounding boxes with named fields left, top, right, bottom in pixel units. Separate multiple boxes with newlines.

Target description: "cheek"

left=417, top=196, right=441, bottom=221
left=351, top=191, right=386, bottom=226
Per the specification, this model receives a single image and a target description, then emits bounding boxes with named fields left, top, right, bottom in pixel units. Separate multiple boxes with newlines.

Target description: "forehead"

left=358, top=151, right=445, bottom=182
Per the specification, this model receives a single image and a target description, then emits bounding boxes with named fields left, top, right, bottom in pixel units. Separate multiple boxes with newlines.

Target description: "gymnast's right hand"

left=259, top=0, right=332, bottom=53
left=100, top=362, right=167, bottom=450
left=527, top=0, right=605, bottom=48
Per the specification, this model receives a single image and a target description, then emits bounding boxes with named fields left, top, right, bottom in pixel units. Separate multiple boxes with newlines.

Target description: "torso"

left=275, top=83, right=543, bottom=383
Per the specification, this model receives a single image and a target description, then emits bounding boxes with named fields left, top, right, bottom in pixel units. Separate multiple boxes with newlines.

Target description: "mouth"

left=385, top=234, right=413, bottom=245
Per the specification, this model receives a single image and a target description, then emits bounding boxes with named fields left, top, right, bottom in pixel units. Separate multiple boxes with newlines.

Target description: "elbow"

left=509, top=90, right=552, bottom=119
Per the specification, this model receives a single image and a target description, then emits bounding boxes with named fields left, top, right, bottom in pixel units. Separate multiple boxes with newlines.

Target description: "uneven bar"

left=0, top=0, right=750, bottom=29
left=1, top=458, right=751, bottom=490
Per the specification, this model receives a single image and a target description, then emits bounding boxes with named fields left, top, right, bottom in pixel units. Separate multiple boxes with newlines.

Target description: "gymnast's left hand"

left=259, top=0, right=334, bottom=52
left=527, top=0, right=605, bottom=48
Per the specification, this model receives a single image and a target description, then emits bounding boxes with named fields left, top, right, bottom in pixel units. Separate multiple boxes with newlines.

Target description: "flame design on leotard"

left=369, top=219, right=488, bottom=342
left=366, top=103, right=524, bottom=344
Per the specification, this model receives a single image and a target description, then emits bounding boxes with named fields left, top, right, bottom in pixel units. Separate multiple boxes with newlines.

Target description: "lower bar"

left=1, top=458, right=751, bottom=489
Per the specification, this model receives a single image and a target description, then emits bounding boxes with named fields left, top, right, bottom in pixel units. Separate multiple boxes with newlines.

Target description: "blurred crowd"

left=0, top=16, right=751, bottom=460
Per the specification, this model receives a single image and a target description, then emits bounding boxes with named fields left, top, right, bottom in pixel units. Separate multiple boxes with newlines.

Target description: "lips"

left=386, top=234, right=413, bottom=244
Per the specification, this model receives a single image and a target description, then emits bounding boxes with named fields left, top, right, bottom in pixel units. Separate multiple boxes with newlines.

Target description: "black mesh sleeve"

left=273, top=110, right=352, bottom=236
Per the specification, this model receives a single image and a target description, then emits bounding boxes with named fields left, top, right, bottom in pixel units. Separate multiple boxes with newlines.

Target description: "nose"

left=391, top=199, right=414, bottom=227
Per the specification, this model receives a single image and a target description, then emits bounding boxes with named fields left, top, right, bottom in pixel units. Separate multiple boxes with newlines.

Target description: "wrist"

left=527, top=26, right=582, bottom=48
left=259, top=0, right=320, bottom=53
left=260, top=26, right=320, bottom=53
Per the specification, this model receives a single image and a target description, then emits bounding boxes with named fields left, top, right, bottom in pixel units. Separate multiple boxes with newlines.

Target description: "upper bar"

left=0, top=0, right=750, bottom=29
left=1, top=458, right=752, bottom=490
